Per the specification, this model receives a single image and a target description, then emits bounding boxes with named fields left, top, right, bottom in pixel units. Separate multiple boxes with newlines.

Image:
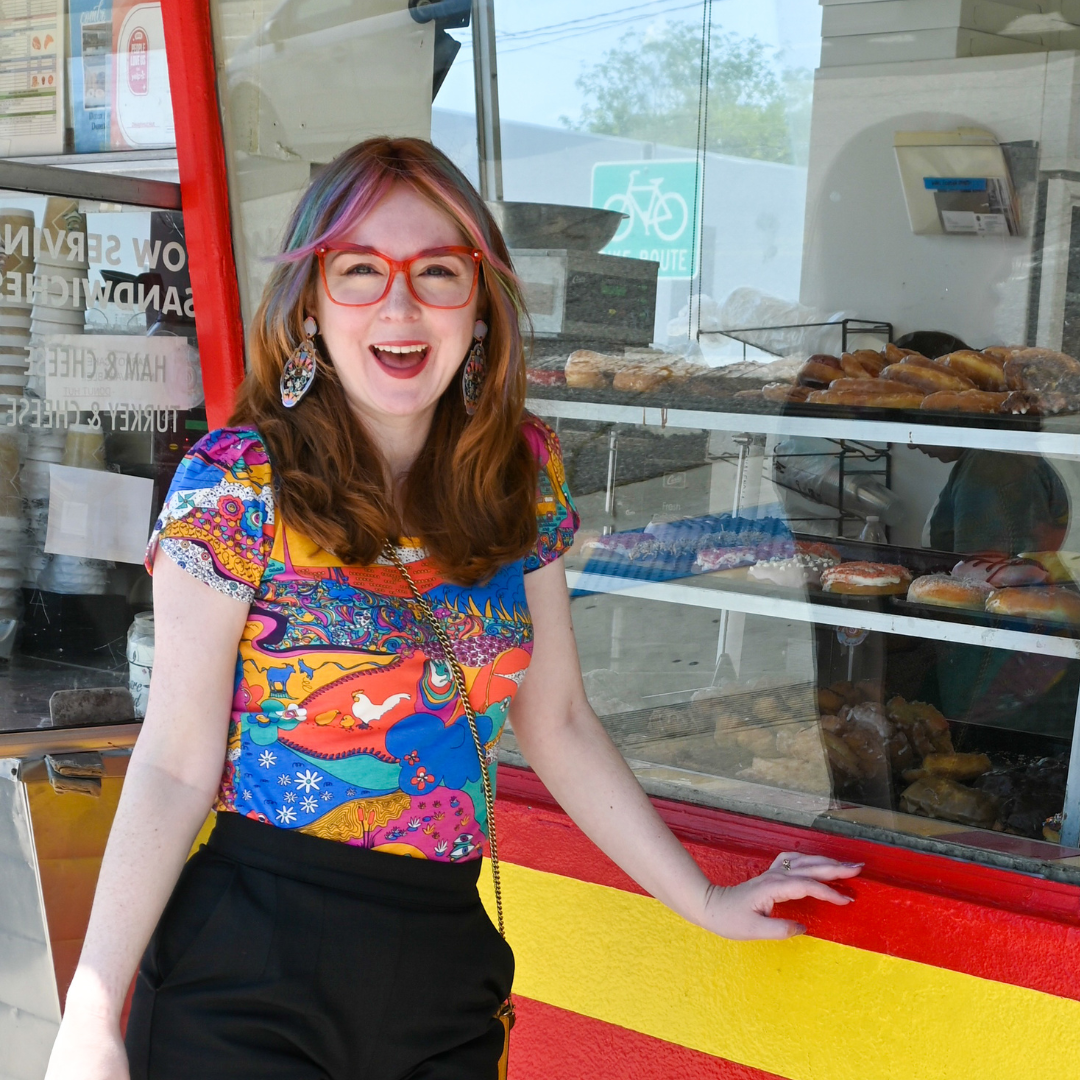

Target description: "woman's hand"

left=696, top=852, right=862, bottom=941
left=44, top=1009, right=129, bottom=1080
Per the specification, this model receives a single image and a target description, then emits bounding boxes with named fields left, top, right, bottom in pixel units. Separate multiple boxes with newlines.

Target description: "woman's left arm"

left=511, top=558, right=861, bottom=941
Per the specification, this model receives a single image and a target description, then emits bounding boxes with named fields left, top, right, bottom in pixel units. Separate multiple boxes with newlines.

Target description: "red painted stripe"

left=496, top=765, right=1080, bottom=1002
left=509, top=996, right=785, bottom=1080
left=161, top=0, right=247, bottom=429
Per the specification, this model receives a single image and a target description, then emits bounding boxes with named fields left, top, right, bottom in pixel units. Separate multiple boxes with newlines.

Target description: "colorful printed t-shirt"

left=145, top=419, right=578, bottom=863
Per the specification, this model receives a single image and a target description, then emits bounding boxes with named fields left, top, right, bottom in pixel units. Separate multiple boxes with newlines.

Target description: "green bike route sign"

left=590, top=159, right=700, bottom=280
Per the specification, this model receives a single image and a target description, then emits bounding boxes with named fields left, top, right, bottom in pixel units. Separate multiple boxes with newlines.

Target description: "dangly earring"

left=462, top=319, right=487, bottom=416
left=280, top=315, right=320, bottom=408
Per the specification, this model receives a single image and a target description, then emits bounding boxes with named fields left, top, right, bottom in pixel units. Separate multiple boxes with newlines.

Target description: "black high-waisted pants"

left=125, top=813, right=514, bottom=1080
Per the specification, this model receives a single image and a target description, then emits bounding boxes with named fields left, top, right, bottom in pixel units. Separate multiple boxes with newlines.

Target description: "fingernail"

left=795, top=924, right=807, bottom=935
left=845, top=862, right=864, bottom=868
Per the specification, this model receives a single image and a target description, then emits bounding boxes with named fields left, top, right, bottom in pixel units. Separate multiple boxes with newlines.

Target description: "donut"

left=935, top=350, right=1007, bottom=391
left=907, top=573, right=992, bottom=610
left=881, top=362, right=975, bottom=394
left=821, top=561, right=913, bottom=595
left=952, top=556, right=1048, bottom=587
left=1017, top=551, right=1080, bottom=584
left=526, top=368, right=566, bottom=387
left=1003, top=349, right=1080, bottom=394
left=761, top=382, right=811, bottom=404
left=806, top=385, right=926, bottom=409
left=920, top=389, right=1008, bottom=414
left=985, top=586, right=1080, bottom=624
left=748, top=551, right=838, bottom=587
left=797, top=354, right=843, bottom=388
left=840, top=352, right=877, bottom=379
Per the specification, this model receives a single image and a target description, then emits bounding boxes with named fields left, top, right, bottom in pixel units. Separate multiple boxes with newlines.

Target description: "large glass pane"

left=0, top=188, right=201, bottom=734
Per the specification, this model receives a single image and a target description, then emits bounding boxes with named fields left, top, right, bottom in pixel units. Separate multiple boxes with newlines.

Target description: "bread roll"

left=565, top=350, right=611, bottom=388
left=920, top=389, right=1008, bottom=414
left=936, top=350, right=1007, bottom=391
left=881, top=362, right=975, bottom=394
left=907, top=573, right=992, bottom=610
left=612, top=363, right=673, bottom=393
left=985, top=586, right=1080, bottom=624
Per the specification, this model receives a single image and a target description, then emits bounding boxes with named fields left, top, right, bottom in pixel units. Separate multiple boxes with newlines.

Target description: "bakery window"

left=0, top=165, right=198, bottom=737
left=435, top=2, right=1080, bottom=877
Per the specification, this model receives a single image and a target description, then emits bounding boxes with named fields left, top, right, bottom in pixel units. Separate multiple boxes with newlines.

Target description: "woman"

left=46, top=138, right=860, bottom=1080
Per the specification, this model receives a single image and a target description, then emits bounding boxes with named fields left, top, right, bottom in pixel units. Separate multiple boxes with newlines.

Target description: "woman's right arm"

left=45, top=551, right=250, bottom=1080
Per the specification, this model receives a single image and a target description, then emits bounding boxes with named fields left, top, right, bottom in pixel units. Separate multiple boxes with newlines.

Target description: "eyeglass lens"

left=323, top=250, right=475, bottom=307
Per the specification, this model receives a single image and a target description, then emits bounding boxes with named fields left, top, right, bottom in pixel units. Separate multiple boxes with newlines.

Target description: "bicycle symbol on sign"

left=603, top=170, right=690, bottom=243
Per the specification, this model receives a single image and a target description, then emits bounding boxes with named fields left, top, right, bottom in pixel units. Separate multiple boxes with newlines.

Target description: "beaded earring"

left=280, top=315, right=320, bottom=409
left=462, top=319, right=487, bottom=416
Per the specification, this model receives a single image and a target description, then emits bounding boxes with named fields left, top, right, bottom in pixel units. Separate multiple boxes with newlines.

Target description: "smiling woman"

left=232, top=138, right=539, bottom=582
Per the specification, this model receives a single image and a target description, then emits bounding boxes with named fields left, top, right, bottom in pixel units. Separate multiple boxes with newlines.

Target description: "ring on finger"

left=782, top=858, right=792, bottom=871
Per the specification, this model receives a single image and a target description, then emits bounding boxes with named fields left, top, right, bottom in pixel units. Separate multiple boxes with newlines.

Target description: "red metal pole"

left=161, top=0, right=246, bottom=430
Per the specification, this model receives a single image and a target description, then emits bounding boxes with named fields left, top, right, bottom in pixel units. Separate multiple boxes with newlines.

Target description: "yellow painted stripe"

left=480, top=862, right=1080, bottom=1080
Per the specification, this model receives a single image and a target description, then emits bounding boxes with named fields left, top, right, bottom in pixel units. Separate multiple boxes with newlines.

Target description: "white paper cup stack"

left=0, top=430, right=24, bottom=621
left=22, top=427, right=65, bottom=589
left=0, top=208, right=35, bottom=396
left=31, top=198, right=87, bottom=389
left=34, top=423, right=109, bottom=595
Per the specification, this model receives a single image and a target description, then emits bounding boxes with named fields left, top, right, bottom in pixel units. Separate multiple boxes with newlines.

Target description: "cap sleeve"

left=145, top=427, right=275, bottom=603
left=522, top=415, right=579, bottom=573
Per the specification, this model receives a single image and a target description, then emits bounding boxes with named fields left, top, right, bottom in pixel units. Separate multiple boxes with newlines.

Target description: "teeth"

left=375, top=344, right=427, bottom=354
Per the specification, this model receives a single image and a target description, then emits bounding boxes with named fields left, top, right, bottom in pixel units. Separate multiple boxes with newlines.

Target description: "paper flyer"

left=69, top=0, right=112, bottom=153
left=0, top=0, right=64, bottom=156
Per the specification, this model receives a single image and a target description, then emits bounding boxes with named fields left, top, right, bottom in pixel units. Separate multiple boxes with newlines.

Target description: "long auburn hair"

left=230, top=137, right=538, bottom=585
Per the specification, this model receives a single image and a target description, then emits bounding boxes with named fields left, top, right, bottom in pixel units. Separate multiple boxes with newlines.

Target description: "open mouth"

left=370, top=342, right=431, bottom=379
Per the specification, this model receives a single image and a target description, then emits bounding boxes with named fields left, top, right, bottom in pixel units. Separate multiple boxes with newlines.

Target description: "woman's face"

left=313, top=183, right=480, bottom=429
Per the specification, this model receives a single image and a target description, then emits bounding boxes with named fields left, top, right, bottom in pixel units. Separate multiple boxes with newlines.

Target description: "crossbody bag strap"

left=382, top=542, right=507, bottom=939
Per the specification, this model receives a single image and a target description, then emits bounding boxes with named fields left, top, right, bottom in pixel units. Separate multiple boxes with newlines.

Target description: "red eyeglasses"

left=317, top=244, right=483, bottom=309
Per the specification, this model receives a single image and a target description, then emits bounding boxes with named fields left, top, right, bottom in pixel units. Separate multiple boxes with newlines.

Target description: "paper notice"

left=45, top=464, right=154, bottom=564
left=0, top=0, right=65, bottom=156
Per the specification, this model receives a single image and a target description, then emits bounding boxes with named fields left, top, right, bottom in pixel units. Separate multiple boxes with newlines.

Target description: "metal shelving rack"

left=532, top=394, right=1080, bottom=848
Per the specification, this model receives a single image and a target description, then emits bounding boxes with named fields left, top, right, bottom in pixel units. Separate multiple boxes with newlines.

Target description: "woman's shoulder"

left=167, top=426, right=273, bottom=501
left=520, top=411, right=562, bottom=466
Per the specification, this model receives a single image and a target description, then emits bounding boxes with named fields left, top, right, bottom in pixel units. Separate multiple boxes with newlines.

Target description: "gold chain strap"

left=382, top=542, right=507, bottom=939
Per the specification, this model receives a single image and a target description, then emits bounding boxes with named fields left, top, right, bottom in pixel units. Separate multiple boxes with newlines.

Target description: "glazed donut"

left=920, top=389, right=1008, bottom=414
left=840, top=352, right=877, bottom=379
left=821, top=561, right=913, bottom=595
left=907, top=573, right=992, bottom=610
left=884, top=342, right=922, bottom=363
left=762, top=381, right=811, bottom=404
left=936, top=350, right=1007, bottom=391
left=806, top=386, right=926, bottom=409
left=985, top=586, right=1080, bottom=624
left=981, top=345, right=1024, bottom=363
left=797, top=354, right=843, bottom=388
left=881, top=362, right=975, bottom=394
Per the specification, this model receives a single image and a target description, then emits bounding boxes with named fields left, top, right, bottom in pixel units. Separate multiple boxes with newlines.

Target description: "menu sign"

left=38, top=334, right=202, bottom=410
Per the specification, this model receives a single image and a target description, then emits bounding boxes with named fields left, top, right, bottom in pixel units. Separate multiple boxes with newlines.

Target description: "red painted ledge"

left=496, top=764, right=1080, bottom=927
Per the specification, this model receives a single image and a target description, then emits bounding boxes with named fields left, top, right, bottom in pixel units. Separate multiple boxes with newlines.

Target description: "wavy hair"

left=230, top=137, right=537, bottom=584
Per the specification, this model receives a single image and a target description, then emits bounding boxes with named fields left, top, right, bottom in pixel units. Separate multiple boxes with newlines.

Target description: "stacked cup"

left=30, top=198, right=87, bottom=396
left=0, top=208, right=34, bottom=396
left=22, top=427, right=65, bottom=589
left=35, top=423, right=109, bottom=595
left=0, top=430, right=24, bottom=622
